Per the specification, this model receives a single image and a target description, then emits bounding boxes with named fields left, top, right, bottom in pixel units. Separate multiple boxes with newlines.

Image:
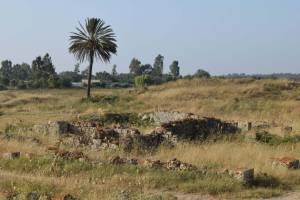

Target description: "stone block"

left=229, top=168, right=254, bottom=183
left=48, top=121, right=69, bottom=135
left=271, top=157, right=299, bottom=169
left=2, top=152, right=21, bottom=160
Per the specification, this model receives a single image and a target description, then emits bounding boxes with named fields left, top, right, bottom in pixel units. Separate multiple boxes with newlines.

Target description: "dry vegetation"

left=1, top=77, right=300, bottom=199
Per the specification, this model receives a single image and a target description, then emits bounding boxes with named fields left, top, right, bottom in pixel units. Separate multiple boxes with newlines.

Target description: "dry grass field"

left=1, top=77, right=300, bottom=199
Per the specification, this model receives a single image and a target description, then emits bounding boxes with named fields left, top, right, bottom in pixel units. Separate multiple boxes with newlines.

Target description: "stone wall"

left=152, top=117, right=239, bottom=141
left=33, top=112, right=240, bottom=151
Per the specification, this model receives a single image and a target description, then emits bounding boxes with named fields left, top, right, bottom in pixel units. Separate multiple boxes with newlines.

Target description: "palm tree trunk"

left=87, top=52, right=94, bottom=98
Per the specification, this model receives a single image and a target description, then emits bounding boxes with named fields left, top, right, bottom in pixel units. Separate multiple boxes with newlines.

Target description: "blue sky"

left=0, top=0, right=300, bottom=75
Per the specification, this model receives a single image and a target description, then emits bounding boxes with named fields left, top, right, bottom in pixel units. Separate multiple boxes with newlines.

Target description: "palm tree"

left=69, top=18, right=117, bottom=98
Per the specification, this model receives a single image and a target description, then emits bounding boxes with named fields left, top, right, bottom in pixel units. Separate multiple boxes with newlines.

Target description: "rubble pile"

left=33, top=121, right=69, bottom=135
left=151, top=117, right=239, bottom=141
left=54, top=150, right=88, bottom=161
left=271, top=157, right=299, bottom=169
left=32, top=112, right=240, bottom=151
left=109, top=156, right=197, bottom=171
left=228, top=168, right=254, bottom=184
left=141, top=111, right=199, bottom=125
left=68, top=121, right=169, bottom=151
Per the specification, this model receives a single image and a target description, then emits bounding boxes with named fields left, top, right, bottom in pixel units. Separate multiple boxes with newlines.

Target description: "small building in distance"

left=72, top=79, right=133, bottom=88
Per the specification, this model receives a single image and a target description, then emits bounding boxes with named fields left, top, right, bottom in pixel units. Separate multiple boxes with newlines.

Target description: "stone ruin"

left=109, top=156, right=255, bottom=183
left=141, top=111, right=199, bottom=125
left=110, top=156, right=198, bottom=172
left=32, top=112, right=240, bottom=151
left=270, top=157, right=299, bottom=169
left=68, top=121, right=167, bottom=151
left=153, top=117, right=239, bottom=141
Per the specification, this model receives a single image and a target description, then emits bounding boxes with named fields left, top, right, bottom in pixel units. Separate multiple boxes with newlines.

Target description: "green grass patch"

left=0, top=179, right=59, bottom=199
left=256, top=131, right=300, bottom=145
left=79, top=112, right=154, bottom=127
left=81, top=95, right=119, bottom=105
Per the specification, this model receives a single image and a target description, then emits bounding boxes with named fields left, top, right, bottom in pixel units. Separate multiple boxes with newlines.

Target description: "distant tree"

left=81, top=67, right=89, bottom=79
left=0, top=60, right=13, bottom=85
left=169, top=60, right=180, bottom=78
left=129, top=58, right=141, bottom=75
left=31, top=53, right=56, bottom=82
left=58, top=76, right=72, bottom=88
left=59, top=63, right=82, bottom=83
left=111, top=64, right=117, bottom=76
left=74, top=63, right=80, bottom=74
left=69, top=18, right=117, bottom=98
left=12, top=63, right=31, bottom=81
left=140, top=64, right=153, bottom=75
left=48, top=74, right=60, bottom=88
left=9, top=79, right=17, bottom=87
left=17, top=80, right=27, bottom=89
left=152, top=54, right=164, bottom=77
left=37, top=77, right=48, bottom=88
left=95, top=71, right=113, bottom=82
left=194, top=69, right=210, bottom=78
left=116, top=73, right=135, bottom=84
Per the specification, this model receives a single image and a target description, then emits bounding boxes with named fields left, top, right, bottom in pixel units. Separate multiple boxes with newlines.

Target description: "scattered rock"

left=109, top=156, right=197, bottom=171
left=237, top=121, right=275, bottom=132
left=271, top=157, right=299, bottom=169
left=33, top=121, right=69, bottom=135
left=165, top=158, right=196, bottom=171
left=26, top=192, right=39, bottom=200
left=228, top=168, right=254, bottom=183
left=2, top=152, right=20, bottom=160
left=109, top=156, right=127, bottom=165
left=48, top=121, right=69, bottom=135
left=55, top=150, right=88, bottom=161
left=141, top=111, right=199, bottom=125
left=63, top=194, right=76, bottom=200
left=156, top=117, right=239, bottom=141
left=139, top=159, right=164, bottom=168
left=34, top=112, right=239, bottom=151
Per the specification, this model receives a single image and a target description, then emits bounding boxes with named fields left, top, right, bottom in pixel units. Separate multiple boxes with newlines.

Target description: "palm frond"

left=69, top=18, right=117, bottom=63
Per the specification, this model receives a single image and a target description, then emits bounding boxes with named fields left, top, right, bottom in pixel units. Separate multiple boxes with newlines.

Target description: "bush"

left=16, top=80, right=27, bottom=89
left=58, top=76, right=72, bottom=88
left=9, top=79, right=17, bottom=87
left=81, top=95, right=119, bottom=104
left=92, top=82, right=106, bottom=88
left=0, top=84, right=7, bottom=90
left=255, top=131, right=300, bottom=145
left=194, top=69, right=211, bottom=78
left=79, top=112, right=154, bottom=127
left=135, top=75, right=151, bottom=88
left=255, top=131, right=281, bottom=145
left=47, top=75, right=60, bottom=88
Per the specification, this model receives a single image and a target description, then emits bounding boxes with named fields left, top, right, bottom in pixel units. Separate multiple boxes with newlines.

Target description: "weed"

left=81, top=95, right=119, bottom=105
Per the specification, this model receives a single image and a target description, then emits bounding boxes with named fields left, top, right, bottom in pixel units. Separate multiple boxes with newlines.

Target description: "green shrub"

left=47, top=75, right=60, bottom=88
left=255, top=131, right=300, bottom=145
left=81, top=95, right=119, bottom=104
left=0, top=84, right=7, bottom=90
left=79, top=112, right=153, bottom=127
left=135, top=75, right=151, bottom=88
left=58, top=76, right=72, bottom=88
left=194, top=69, right=211, bottom=78
left=16, top=80, right=27, bottom=89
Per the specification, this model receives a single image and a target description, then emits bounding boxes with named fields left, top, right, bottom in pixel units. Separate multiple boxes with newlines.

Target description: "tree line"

left=0, top=53, right=210, bottom=90
left=0, top=53, right=76, bottom=90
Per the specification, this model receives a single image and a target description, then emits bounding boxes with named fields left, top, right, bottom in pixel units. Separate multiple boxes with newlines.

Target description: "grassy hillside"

left=1, top=77, right=300, bottom=128
left=1, top=77, right=300, bottom=199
